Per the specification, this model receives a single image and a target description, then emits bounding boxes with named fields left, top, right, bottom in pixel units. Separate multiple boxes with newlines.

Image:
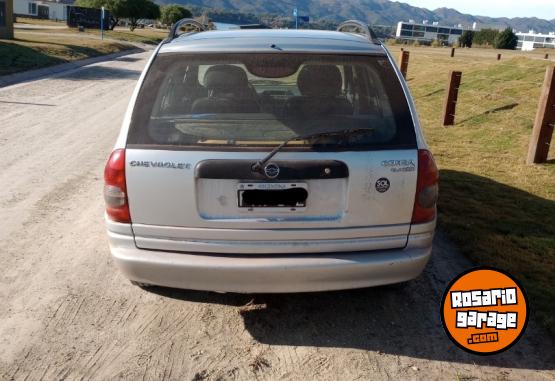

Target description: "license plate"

left=238, top=183, right=308, bottom=209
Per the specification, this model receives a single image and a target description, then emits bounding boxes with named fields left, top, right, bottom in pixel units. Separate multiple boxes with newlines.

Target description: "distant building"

left=516, top=31, right=555, bottom=51
left=0, top=0, right=14, bottom=39
left=14, top=0, right=73, bottom=21
left=395, top=21, right=467, bottom=45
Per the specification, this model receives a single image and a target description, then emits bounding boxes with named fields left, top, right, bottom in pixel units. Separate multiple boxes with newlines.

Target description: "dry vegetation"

left=390, top=45, right=555, bottom=333
left=1, top=19, right=166, bottom=76
left=15, top=16, right=67, bottom=26
left=85, top=27, right=167, bottom=45
left=0, top=32, right=132, bottom=76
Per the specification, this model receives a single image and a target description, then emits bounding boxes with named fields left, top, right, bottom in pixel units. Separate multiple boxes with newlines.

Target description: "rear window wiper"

left=251, top=128, right=374, bottom=174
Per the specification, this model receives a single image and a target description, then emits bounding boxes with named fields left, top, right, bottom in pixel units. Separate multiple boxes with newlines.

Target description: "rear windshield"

left=127, top=53, right=416, bottom=150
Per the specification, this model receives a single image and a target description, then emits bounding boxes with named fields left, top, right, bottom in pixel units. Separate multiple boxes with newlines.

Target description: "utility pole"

left=293, top=7, right=298, bottom=29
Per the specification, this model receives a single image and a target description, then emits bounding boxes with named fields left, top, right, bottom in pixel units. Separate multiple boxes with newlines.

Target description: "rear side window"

left=127, top=53, right=416, bottom=150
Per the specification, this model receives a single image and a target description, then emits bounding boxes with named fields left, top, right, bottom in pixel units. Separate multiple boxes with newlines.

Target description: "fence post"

left=399, top=51, right=410, bottom=79
left=442, top=71, right=463, bottom=126
left=497, top=53, right=502, bottom=61
left=527, top=65, right=555, bottom=164
left=546, top=54, right=550, bottom=60
left=451, top=47, right=455, bottom=57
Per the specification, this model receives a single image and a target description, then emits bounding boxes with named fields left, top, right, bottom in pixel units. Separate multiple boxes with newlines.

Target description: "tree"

left=459, top=30, right=474, bottom=48
left=160, top=5, right=192, bottom=26
left=144, top=0, right=161, bottom=21
left=494, top=28, right=518, bottom=50
left=122, top=0, right=160, bottom=31
left=76, top=0, right=160, bottom=30
left=106, top=0, right=127, bottom=30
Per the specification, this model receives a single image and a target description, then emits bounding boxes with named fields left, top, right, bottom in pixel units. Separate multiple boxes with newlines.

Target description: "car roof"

left=158, top=29, right=386, bottom=55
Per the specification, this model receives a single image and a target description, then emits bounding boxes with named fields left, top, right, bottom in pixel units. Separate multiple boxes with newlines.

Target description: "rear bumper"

left=107, top=221, right=434, bottom=293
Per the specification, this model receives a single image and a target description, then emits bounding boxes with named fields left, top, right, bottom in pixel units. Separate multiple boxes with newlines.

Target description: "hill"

left=170, top=0, right=555, bottom=33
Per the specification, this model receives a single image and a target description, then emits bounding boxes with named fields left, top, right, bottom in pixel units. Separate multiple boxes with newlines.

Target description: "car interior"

left=159, top=62, right=370, bottom=118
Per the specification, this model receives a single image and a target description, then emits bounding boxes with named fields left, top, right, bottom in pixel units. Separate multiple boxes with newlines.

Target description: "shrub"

left=494, top=28, right=518, bottom=50
left=459, top=30, right=474, bottom=48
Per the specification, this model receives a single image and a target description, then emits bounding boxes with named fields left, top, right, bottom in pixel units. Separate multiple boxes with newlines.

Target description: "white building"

left=395, top=21, right=467, bottom=45
left=516, top=31, right=555, bottom=51
left=14, top=0, right=72, bottom=21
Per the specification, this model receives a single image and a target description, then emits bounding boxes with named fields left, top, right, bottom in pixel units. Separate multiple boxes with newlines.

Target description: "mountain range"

left=172, top=0, right=555, bottom=33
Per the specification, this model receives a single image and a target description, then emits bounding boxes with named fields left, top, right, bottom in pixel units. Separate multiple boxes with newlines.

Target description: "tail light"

left=104, top=149, right=131, bottom=223
left=411, top=149, right=439, bottom=224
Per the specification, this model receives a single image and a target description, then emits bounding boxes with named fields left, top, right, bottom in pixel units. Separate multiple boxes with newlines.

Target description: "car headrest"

left=298, top=65, right=343, bottom=97
left=204, top=65, right=249, bottom=92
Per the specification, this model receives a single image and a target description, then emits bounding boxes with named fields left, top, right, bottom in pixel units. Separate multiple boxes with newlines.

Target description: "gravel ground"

left=0, top=52, right=553, bottom=381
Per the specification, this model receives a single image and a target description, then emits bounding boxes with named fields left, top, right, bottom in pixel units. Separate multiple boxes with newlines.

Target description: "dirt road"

left=0, top=52, right=553, bottom=381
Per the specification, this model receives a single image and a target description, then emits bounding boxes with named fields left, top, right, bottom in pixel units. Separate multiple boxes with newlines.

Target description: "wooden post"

left=399, top=51, right=409, bottom=79
left=442, top=71, right=463, bottom=126
left=0, top=0, right=14, bottom=39
left=546, top=54, right=550, bottom=60
left=497, top=53, right=502, bottom=61
left=451, top=47, right=455, bottom=57
left=527, top=65, right=555, bottom=164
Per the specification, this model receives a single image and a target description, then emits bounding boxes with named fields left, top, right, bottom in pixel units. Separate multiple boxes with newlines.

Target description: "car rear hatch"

left=122, top=51, right=421, bottom=254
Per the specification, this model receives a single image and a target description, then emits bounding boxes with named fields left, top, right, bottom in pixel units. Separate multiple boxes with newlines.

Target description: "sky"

left=402, top=0, right=555, bottom=19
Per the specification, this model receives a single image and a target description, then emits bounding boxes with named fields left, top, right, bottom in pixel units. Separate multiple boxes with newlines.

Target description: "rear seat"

left=286, top=65, right=354, bottom=117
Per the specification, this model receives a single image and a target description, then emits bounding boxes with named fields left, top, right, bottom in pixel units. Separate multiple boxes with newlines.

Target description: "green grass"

left=389, top=45, right=555, bottom=334
left=0, top=32, right=132, bottom=76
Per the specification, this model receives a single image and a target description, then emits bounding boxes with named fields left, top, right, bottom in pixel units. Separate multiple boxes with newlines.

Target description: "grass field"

left=389, top=45, right=555, bottom=334
left=1, top=19, right=166, bottom=76
left=0, top=32, right=132, bottom=76
left=14, top=17, right=168, bottom=45
left=15, top=16, right=67, bottom=26
left=88, top=28, right=167, bottom=45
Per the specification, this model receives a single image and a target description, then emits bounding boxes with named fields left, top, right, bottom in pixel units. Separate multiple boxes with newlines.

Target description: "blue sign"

left=299, top=16, right=309, bottom=23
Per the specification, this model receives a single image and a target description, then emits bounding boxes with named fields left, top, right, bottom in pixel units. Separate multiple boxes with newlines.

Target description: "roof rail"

left=337, top=20, right=381, bottom=44
left=166, top=18, right=207, bottom=42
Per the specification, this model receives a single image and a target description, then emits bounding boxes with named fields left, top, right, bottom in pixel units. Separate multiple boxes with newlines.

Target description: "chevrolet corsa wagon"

left=104, top=20, right=438, bottom=292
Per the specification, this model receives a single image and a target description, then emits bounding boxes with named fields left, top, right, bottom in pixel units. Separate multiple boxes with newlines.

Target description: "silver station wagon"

left=104, top=20, right=438, bottom=293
